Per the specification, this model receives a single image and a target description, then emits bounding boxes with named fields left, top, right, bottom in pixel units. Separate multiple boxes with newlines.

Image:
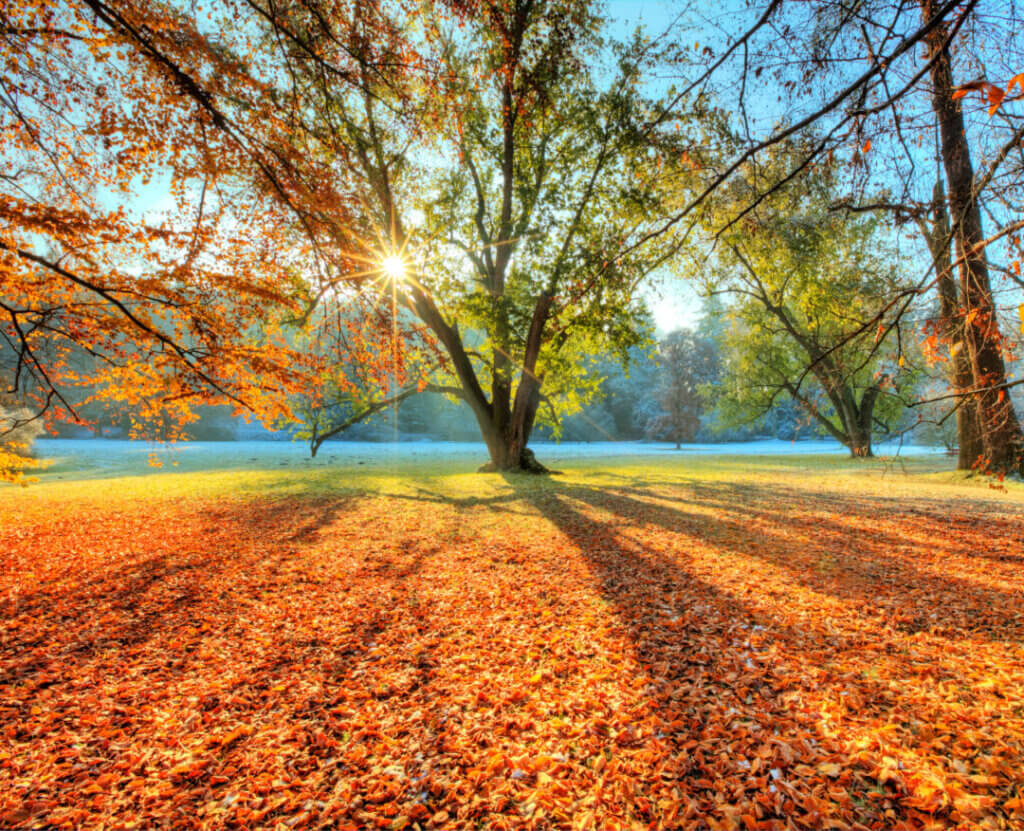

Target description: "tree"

left=0, top=0, right=330, bottom=461
left=706, top=141, right=914, bottom=458
left=642, top=329, right=718, bottom=448
left=646, top=0, right=1024, bottom=473
left=0, top=393, right=45, bottom=483
left=919, top=0, right=1024, bottom=472
left=229, top=0, right=694, bottom=470
left=39, top=0, right=701, bottom=472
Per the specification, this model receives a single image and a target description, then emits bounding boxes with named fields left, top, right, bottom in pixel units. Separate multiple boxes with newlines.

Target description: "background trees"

left=651, top=0, right=1024, bottom=473
left=702, top=141, right=915, bottom=458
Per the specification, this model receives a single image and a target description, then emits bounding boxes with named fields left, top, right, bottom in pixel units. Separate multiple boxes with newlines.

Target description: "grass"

left=2, top=449, right=1023, bottom=830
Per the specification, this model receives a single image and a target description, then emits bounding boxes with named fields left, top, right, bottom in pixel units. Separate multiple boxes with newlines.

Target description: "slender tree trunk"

left=922, top=1, right=1024, bottom=473
left=923, top=178, right=983, bottom=468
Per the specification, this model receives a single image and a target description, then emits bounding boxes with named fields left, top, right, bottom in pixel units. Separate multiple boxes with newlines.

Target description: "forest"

left=2, top=0, right=1024, bottom=829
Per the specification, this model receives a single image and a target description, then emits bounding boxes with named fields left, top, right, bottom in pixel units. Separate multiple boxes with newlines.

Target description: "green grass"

left=18, top=441, right=1024, bottom=509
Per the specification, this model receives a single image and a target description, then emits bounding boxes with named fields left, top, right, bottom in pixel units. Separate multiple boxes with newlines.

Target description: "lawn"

left=1, top=449, right=1023, bottom=830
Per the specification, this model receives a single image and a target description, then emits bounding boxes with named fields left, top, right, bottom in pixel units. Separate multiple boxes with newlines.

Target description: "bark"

left=922, top=0, right=1024, bottom=473
left=783, top=376, right=877, bottom=457
left=848, top=383, right=880, bottom=458
left=477, top=293, right=555, bottom=473
left=921, top=178, right=983, bottom=468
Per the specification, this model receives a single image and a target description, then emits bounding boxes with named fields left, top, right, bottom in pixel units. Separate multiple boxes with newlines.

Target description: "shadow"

left=0, top=495, right=358, bottom=689
left=0, top=488, right=460, bottom=827
left=501, top=473, right=1024, bottom=826
left=530, top=477, right=1024, bottom=641
left=4, top=472, right=1022, bottom=828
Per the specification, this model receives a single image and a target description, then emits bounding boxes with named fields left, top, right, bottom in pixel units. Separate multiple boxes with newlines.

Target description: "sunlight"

left=381, top=254, right=407, bottom=281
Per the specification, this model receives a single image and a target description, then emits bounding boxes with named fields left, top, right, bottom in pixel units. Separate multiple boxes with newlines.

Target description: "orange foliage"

left=2, top=477, right=1022, bottom=829
left=0, top=1, right=414, bottom=449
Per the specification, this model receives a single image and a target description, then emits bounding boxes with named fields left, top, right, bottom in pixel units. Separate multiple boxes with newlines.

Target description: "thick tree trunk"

left=476, top=407, right=549, bottom=473
left=923, top=179, right=983, bottom=468
left=476, top=292, right=556, bottom=473
left=831, top=381, right=878, bottom=458
left=922, top=1, right=1024, bottom=474
left=844, top=411, right=874, bottom=457
left=848, top=438, right=874, bottom=458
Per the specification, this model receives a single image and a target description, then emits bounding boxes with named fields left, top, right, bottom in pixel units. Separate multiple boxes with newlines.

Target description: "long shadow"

left=537, top=477, right=1024, bottom=641
left=0, top=490, right=458, bottom=829
left=501, top=475, right=848, bottom=826
left=503, top=473, right=1024, bottom=827
left=0, top=495, right=358, bottom=689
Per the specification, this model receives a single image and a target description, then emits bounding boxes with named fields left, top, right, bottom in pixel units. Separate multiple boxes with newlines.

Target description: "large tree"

left=29, top=0, right=699, bottom=472
left=215, top=0, right=693, bottom=470
left=706, top=141, right=915, bottom=458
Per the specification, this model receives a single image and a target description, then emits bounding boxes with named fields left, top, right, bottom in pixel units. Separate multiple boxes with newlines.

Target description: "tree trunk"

left=476, top=404, right=550, bottom=473
left=846, top=385, right=879, bottom=458
left=475, top=293, right=556, bottom=473
left=923, top=178, right=983, bottom=469
left=848, top=436, right=874, bottom=458
left=922, top=0, right=1024, bottom=474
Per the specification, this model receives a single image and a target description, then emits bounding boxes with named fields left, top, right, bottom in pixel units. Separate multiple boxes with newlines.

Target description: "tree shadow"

left=547, top=477, right=1024, bottom=641
left=501, top=473, right=1024, bottom=826
left=0, top=495, right=359, bottom=689
left=0, top=490, right=461, bottom=828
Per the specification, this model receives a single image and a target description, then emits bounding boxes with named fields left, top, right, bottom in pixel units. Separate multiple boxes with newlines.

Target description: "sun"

left=381, top=255, right=407, bottom=281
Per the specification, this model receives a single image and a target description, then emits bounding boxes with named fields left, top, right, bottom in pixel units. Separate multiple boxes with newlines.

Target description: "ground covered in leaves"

left=2, top=452, right=1023, bottom=830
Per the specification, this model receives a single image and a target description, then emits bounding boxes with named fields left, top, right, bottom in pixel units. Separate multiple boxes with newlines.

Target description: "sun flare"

left=381, top=255, right=407, bottom=281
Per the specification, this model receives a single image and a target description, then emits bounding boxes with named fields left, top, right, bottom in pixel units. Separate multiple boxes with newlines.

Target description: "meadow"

left=1, top=445, right=1022, bottom=830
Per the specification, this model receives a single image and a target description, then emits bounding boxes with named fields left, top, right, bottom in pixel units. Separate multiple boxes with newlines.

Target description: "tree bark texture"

left=922, top=0, right=1024, bottom=473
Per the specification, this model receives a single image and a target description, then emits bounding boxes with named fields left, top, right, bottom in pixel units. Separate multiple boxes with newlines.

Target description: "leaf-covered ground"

left=2, top=454, right=1023, bottom=830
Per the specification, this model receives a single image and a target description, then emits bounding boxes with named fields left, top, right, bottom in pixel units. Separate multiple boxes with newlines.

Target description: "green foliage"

left=640, top=329, right=719, bottom=446
left=411, top=7, right=690, bottom=427
left=702, top=136, right=918, bottom=451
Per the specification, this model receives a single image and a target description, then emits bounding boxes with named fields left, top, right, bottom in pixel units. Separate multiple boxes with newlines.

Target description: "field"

left=2, top=443, right=1023, bottom=830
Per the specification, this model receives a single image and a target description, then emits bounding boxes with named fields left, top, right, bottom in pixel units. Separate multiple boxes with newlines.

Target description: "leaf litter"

left=1, top=469, right=1022, bottom=830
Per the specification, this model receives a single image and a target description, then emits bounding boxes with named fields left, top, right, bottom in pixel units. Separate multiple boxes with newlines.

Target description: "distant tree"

left=642, top=330, right=719, bottom=448
left=706, top=140, right=916, bottom=457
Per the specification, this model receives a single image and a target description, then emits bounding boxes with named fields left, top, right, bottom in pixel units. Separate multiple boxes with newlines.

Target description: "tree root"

left=477, top=448, right=561, bottom=474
